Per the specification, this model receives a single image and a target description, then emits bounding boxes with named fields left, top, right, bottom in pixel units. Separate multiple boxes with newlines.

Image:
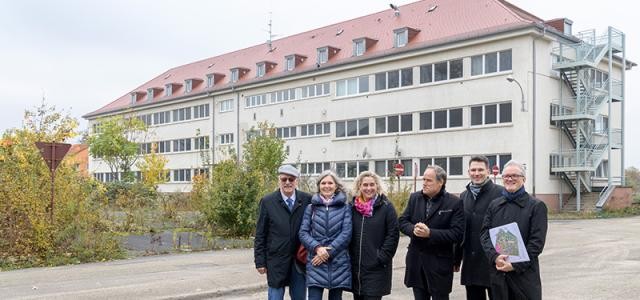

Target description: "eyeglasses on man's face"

left=280, top=177, right=297, bottom=183
left=502, top=174, right=524, bottom=180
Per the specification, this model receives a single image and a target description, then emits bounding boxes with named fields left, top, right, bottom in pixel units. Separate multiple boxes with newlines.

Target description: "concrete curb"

left=160, top=283, right=267, bottom=300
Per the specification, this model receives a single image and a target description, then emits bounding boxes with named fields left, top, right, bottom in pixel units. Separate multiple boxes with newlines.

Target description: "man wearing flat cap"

left=255, top=164, right=312, bottom=300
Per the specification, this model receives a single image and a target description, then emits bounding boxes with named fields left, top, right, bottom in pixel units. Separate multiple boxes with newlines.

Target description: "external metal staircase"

left=550, top=27, right=626, bottom=211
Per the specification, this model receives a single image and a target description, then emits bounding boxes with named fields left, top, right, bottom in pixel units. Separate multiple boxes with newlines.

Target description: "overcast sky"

left=1, top=0, right=637, bottom=167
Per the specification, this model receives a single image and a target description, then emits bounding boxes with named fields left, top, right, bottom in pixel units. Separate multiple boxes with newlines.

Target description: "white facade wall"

left=87, top=29, right=625, bottom=206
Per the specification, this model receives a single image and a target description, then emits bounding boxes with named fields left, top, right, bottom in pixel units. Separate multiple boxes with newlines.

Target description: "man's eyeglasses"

left=280, top=177, right=296, bottom=183
left=502, top=174, right=524, bottom=180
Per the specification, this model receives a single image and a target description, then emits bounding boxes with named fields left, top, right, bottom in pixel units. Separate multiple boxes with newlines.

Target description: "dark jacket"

left=299, top=192, right=352, bottom=289
left=455, top=180, right=504, bottom=287
left=254, top=189, right=312, bottom=288
left=350, top=194, right=400, bottom=297
left=399, top=188, right=464, bottom=295
left=480, top=191, right=548, bottom=300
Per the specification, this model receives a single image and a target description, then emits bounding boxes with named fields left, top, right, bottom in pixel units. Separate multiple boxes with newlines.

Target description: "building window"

left=353, top=39, right=365, bottom=56
left=285, top=56, right=295, bottom=71
left=219, top=133, right=234, bottom=145
left=394, top=29, right=408, bottom=48
left=419, top=108, right=463, bottom=130
left=419, top=156, right=463, bottom=176
left=147, top=88, right=154, bottom=101
left=420, top=59, right=463, bottom=83
left=193, top=103, right=210, bottom=118
left=164, top=84, right=172, bottom=97
left=230, top=69, right=239, bottom=83
left=336, top=118, right=369, bottom=138
left=375, top=159, right=412, bottom=177
left=138, top=143, right=152, bottom=155
left=193, top=168, right=210, bottom=178
left=375, top=114, right=413, bottom=134
left=276, top=126, right=297, bottom=139
left=219, top=99, right=233, bottom=113
left=336, top=161, right=369, bottom=178
left=256, top=63, right=266, bottom=77
left=245, top=94, right=267, bottom=108
left=336, top=76, right=369, bottom=97
left=300, top=162, right=331, bottom=175
left=173, top=169, right=192, bottom=182
left=301, top=82, right=330, bottom=98
left=270, top=88, right=298, bottom=103
left=137, top=114, right=152, bottom=126
left=153, top=111, right=171, bottom=125
left=594, top=160, right=609, bottom=178
left=185, top=79, right=193, bottom=93
left=194, top=136, right=209, bottom=150
left=206, top=74, right=214, bottom=88
left=471, top=102, right=512, bottom=126
left=317, top=47, right=328, bottom=64
left=485, top=154, right=512, bottom=172
left=172, top=107, right=192, bottom=122
left=301, top=122, right=330, bottom=137
left=375, top=68, right=412, bottom=91
left=173, top=138, right=192, bottom=152
left=471, top=50, right=512, bottom=76
left=157, top=140, right=171, bottom=153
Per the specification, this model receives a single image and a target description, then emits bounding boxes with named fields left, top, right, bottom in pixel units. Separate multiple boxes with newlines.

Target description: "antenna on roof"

left=389, top=3, right=400, bottom=17
left=266, top=12, right=278, bottom=52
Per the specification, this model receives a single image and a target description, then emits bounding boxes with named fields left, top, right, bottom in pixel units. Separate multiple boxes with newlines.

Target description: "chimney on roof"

left=544, top=18, right=573, bottom=36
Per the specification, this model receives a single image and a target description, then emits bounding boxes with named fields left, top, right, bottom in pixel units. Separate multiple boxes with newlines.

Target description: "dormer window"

left=206, top=73, right=225, bottom=88
left=316, top=46, right=340, bottom=65
left=229, top=67, right=249, bottom=83
left=147, top=88, right=154, bottom=101
left=352, top=37, right=378, bottom=57
left=284, top=54, right=306, bottom=71
left=130, top=91, right=145, bottom=104
left=285, top=56, right=295, bottom=71
left=353, top=39, right=365, bottom=56
left=185, top=79, right=193, bottom=93
left=394, top=29, right=408, bottom=47
left=257, top=63, right=266, bottom=77
left=393, top=27, right=420, bottom=48
left=317, top=47, right=328, bottom=64
left=165, top=84, right=173, bottom=96
left=231, top=69, right=239, bottom=82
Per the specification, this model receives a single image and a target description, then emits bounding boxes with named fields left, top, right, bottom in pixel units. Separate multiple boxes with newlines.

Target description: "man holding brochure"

left=480, top=160, right=548, bottom=300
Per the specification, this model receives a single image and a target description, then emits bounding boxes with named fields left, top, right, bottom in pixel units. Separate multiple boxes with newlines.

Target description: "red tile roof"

left=85, top=0, right=544, bottom=118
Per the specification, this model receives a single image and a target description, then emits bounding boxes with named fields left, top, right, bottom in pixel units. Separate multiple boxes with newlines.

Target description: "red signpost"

left=35, top=142, right=71, bottom=222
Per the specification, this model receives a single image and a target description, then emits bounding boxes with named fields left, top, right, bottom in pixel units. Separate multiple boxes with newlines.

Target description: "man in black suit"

left=399, top=165, right=464, bottom=300
left=254, top=165, right=312, bottom=300
left=455, top=156, right=504, bottom=300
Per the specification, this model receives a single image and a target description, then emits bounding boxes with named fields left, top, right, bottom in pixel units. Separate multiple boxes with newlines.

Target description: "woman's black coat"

left=349, top=194, right=400, bottom=297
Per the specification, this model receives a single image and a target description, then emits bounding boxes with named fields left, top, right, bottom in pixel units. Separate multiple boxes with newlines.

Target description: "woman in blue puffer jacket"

left=299, top=170, right=352, bottom=300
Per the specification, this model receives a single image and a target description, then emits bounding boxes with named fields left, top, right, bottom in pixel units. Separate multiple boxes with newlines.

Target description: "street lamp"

left=506, top=75, right=526, bottom=112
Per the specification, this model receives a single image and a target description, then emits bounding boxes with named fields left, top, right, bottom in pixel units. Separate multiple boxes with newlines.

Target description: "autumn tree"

left=87, top=115, right=147, bottom=182
left=136, top=144, right=168, bottom=189
left=199, top=122, right=285, bottom=237
left=0, top=103, right=122, bottom=269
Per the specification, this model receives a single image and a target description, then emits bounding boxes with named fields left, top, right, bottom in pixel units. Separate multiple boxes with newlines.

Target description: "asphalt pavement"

left=1, top=216, right=639, bottom=299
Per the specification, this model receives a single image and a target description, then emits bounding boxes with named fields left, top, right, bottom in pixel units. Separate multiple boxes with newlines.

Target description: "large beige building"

left=84, top=0, right=633, bottom=211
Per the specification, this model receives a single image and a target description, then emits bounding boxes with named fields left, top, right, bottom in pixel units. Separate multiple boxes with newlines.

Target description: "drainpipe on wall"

left=236, top=90, right=241, bottom=164
left=532, top=38, right=537, bottom=196
left=210, top=93, right=215, bottom=168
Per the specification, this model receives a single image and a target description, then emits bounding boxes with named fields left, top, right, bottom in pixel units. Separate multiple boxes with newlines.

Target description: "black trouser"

left=353, top=294, right=382, bottom=300
left=465, top=285, right=493, bottom=300
left=412, top=287, right=449, bottom=300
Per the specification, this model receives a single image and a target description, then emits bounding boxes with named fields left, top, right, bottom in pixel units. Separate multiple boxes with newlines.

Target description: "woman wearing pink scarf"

left=349, top=171, right=400, bottom=300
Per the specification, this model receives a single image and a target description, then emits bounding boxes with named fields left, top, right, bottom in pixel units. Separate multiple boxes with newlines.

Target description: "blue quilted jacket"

left=299, top=192, right=352, bottom=289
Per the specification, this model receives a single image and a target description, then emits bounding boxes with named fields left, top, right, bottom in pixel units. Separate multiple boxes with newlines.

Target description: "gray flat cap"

left=278, top=164, right=300, bottom=178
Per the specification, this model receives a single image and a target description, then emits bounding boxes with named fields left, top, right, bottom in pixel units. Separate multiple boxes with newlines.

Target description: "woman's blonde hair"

left=352, top=170, right=385, bottom=199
